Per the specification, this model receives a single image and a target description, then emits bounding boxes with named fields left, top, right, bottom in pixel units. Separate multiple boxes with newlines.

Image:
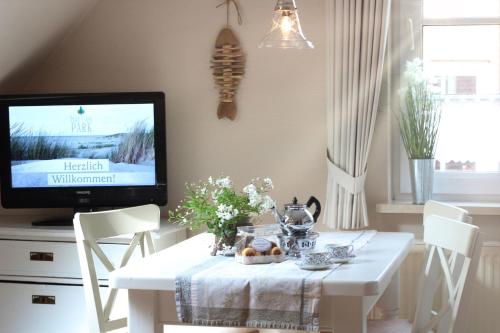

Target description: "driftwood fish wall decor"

left=211, top=0, right=245, bottom=121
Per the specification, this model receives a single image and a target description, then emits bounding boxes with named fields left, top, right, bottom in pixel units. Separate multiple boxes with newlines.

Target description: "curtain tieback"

left=327, top=158, right=366, bottom=195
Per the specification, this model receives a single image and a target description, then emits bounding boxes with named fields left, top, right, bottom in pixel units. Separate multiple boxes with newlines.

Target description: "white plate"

left=331, top=254, right=355, bottom=264
left=295, top=255, right=356, bottom=270
left=295, top=261, right=333, bottom=271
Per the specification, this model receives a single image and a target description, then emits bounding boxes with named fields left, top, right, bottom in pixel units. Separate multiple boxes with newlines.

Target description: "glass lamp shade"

left=259, top=0, right=314, bottom=49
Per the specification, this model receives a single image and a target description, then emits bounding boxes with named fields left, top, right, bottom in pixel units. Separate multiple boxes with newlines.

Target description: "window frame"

left=391, top=0, right=500, bottom=202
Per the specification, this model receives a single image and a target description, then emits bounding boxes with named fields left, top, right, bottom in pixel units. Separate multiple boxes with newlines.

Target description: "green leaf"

left=397, top=65, right=441, bottom=160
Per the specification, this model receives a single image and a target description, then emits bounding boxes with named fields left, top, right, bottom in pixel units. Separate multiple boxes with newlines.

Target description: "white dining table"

left=109, top=231, right=414, bottom=333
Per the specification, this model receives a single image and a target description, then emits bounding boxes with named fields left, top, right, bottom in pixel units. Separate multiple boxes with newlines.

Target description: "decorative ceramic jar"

left=278, top=231, right=319, bottom=257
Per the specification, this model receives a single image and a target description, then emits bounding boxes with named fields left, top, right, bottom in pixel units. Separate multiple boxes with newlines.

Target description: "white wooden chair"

left=74, top=205, right=261, bottom=333
left=423, top=200, right=470, bottom=224
left=420, top=199, right=471, bottom=323
left=74, top=204, right=160, bottom=333
left=368, top=211, right=482, bottom=333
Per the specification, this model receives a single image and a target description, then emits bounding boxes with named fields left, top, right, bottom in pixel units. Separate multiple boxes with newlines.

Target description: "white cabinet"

left=0, top=220, right=186, bottom=333
left=0, top=282, right=89, bottom=333
left=0, top=240, right=86, bottom=278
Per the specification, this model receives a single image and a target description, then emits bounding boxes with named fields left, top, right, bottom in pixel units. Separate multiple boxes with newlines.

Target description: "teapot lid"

left=284, top=197, right=307, bottom=210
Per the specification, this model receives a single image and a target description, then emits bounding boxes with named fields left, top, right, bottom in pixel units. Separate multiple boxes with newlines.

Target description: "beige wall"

left=2, top=0, right=329, bottom=226
left=2, top=0, right=497, bottom=238
left=0, top=0, right=98, bottom=92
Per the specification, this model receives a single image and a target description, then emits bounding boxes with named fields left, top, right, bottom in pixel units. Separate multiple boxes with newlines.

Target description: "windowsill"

left=376, top=201, right=500, bottom=216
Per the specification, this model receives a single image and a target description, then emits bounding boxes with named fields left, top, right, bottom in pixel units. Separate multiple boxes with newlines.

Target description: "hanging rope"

left=216, top=0, right=243, bottom=26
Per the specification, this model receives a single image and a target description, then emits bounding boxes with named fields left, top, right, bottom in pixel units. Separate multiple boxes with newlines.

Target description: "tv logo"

left=71, top=115, right=92, bottom=133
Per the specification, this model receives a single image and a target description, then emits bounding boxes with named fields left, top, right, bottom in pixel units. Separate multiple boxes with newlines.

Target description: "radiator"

left=395, top=242, right=500, bottom=333
left=466, top=242, right=500, bottom=333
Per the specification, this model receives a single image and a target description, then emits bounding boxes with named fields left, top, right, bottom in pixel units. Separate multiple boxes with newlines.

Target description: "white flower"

left=199, top=187, right=207, bottom=195
left=216, top=204, right=238, bottom=222
left=404, top=58, right=427, bottom=86
left=215, top=176, right=232, bottom=188
left=216, top=204, right=230, bottom=221
left=244, top=184, right=262, bottom=207
left=243, top=184, right=257, bottom=194
left=211, top=189, right=222, bottom=203
left=259, top=195, right=275, bottom=214
left=263, top=178, right=273, bottom=190
left=208, top=176, right=214, bottom=185
left=249, top=192, right=262, bottom=207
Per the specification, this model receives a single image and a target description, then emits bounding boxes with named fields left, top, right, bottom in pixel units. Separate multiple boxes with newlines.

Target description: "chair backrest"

left=412, top=214, right=482, bottom=333
left=423, top=200, right=469, bottom=223
left=74, top=204, right=160, bottom=333
left=413, top=200, right=472, bottom=321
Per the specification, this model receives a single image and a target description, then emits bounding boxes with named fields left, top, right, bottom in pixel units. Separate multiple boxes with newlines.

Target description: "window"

left=394, top=0, right=500, bottom=201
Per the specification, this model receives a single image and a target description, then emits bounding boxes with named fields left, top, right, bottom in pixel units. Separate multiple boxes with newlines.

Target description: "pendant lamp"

left=259, top=0, right=314, bottom=49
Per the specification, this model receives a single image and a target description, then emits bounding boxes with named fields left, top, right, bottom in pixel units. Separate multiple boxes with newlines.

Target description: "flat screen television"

left=0, top=92, right=167, bottom=221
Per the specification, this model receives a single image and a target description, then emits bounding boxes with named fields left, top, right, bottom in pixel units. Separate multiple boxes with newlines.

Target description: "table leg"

left=331, top=296, right=367, bottom=333
left=129, top=289, right=162, bottom=333
left=377, top=270, right=400, bottom=319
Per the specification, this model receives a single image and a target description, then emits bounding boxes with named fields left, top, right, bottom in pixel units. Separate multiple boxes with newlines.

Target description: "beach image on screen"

left=9, top=104, right=156, bottom=188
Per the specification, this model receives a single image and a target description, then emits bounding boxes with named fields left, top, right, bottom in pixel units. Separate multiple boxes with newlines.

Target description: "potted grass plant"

left=398, top=58, right=441, bottom=204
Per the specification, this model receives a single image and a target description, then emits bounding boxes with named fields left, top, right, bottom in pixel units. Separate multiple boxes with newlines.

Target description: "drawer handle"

left=32, top=295, right=56, bottom=305
left=30, top=252, right=54, bottom=262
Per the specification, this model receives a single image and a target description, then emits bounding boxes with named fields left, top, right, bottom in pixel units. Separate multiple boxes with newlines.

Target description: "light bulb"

left=259, top=0, right=314, bottom=49
left=279, top=13, right=293, bottom=36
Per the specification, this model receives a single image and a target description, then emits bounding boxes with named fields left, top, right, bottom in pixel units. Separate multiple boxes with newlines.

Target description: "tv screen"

left=0, top=92, right=167, bottom=210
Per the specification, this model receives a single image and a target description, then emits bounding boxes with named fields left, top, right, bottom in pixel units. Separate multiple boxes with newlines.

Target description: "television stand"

left=0, top=218, right=187, bottom=333
left=31, top=208, right=99, bottom=227
left=32, top=218, right=74, bottom=227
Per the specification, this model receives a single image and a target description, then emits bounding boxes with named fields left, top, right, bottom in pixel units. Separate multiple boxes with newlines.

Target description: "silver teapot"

left=272, top=196, right=321, bottom=235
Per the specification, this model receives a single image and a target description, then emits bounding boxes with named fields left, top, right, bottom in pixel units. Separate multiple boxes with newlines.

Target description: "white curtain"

left=324, top=0, right=391, bottom=229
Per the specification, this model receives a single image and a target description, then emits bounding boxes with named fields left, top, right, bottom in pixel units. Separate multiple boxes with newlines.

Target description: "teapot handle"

left=306, top=196, right=321, bottom=222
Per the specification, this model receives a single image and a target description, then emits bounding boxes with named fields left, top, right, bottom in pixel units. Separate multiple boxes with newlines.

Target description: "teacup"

left=300, top=251, right=332, bottom=266
left=326, top=244, right=354, bottom=258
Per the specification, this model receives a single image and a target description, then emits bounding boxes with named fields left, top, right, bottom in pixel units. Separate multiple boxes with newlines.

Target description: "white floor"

left=163, top=327, right=305, bottom=333
left=105, top=323, right=310, bottom=333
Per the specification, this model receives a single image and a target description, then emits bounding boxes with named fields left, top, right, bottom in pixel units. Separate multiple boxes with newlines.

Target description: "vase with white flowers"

left=398, top=58, right=442, bottom=204
left=168, top=176, right=275, bottom=255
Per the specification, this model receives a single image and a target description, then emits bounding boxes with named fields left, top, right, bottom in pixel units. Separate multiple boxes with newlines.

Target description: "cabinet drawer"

left=0, top=281, right=89, bottom=333
left=0, top=240, right=128, bottom=279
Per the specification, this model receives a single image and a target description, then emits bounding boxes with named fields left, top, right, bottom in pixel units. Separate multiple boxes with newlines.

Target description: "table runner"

left=175, top=230, right=376, bottom=331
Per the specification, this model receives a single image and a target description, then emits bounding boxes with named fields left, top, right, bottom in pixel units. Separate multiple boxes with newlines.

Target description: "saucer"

left=295, top=261, right=333, bottom=271
left=331, top=254, right=355, bottom=264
